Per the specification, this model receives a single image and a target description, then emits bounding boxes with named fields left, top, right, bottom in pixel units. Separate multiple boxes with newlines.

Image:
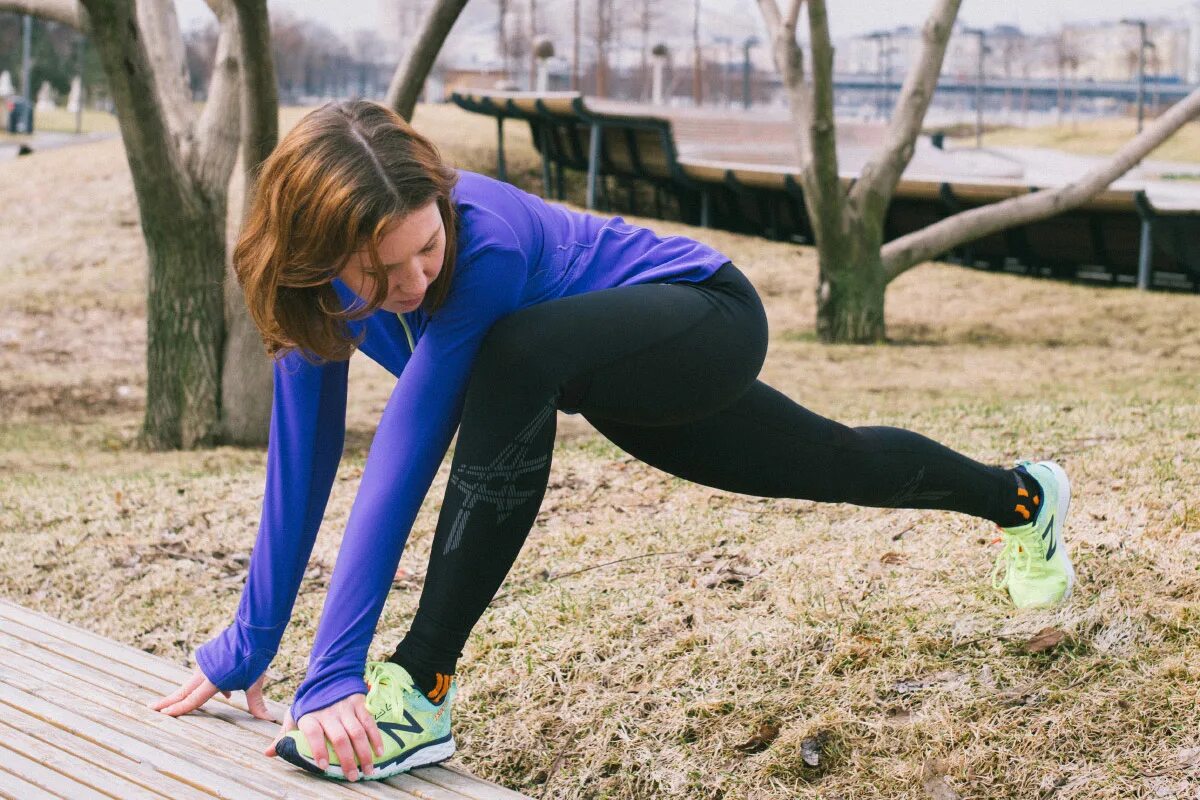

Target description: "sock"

left=997, top=465, right=1043, bottom=528
left=386, top=651, right=454, bottom=705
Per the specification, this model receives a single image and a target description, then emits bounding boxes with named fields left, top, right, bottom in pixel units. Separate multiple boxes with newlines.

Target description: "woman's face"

left=338, top=201, right=445, bottom=314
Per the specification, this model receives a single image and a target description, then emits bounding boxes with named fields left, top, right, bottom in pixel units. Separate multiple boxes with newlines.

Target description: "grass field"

left=2, top=103, right=1200, bottom=799
left=960, top=117, right=1200, bottom=165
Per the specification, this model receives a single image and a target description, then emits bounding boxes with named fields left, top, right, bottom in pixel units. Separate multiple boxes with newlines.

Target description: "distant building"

left=836, top=15, right=1200, bottom=85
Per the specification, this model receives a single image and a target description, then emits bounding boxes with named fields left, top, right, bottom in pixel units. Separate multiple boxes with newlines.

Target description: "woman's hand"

left=148, top=666, right=274, bottom=721
left=266, top=694, right=383, bottom=782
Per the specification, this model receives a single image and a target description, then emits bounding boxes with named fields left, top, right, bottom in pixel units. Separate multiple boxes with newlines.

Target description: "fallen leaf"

left=880, top=551, right=908, bottom=565
left=920, top=759, right=960, bottom=800
left=1024, top=627, right=1067, bottom=654
left=733, top=720, right=780, bottom=754
left=700, top=555, right=762, bottom=588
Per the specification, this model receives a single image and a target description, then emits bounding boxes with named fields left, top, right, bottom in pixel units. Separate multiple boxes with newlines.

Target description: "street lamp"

left=867, top=31, right=893, bottom=119
left=1121, top=18, right=1149, bottom=132
left=963, top=27, right=989, bottom=147
left=742, top=36, right=759, bottom=109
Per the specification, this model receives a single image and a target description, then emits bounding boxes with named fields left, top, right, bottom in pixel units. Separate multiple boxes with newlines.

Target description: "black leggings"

left=390, top=262, right=1016, bottom=675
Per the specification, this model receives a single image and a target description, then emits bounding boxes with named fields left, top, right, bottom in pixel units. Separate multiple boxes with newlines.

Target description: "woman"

left=149, top=99, right=1074, bottom=783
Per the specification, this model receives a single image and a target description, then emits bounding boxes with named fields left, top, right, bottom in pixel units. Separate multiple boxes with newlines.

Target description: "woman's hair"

left=233, top=99, right=460, bottom=364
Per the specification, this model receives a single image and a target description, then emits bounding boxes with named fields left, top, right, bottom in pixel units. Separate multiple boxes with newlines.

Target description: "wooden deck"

left=0, top=598, right=532, bottom=799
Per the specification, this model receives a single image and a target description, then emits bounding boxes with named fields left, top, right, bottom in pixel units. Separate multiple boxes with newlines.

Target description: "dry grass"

left=3, top=103, right=1200, bottom=800
left=963, top=117, right=1200, bottom=167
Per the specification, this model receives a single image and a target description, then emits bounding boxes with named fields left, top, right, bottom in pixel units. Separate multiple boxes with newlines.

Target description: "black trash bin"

left=6, top=97, right=34, bottom=134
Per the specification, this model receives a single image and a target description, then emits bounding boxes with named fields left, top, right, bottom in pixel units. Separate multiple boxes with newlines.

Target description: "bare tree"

left=756, top=0, right=1200, bottom=342
left=4, top=0, right=276, bottom=447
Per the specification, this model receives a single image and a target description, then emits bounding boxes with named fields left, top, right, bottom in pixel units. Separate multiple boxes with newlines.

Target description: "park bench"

left=0, top=597, right=531, bottom=799
left=449, top=90, right=1200, bottom=291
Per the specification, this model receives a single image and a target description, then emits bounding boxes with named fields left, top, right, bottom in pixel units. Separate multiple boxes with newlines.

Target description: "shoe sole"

left=1042, top=460, right=1075, bottom=603
left=276, top=734, right=456, bottom=781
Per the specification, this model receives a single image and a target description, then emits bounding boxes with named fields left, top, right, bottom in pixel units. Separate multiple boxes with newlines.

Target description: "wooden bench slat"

left=0, top=617, right=488, bottom=799
left=0, top=716, right=166, bottom=800
left=0, top=600, right=531, bottom=798
left=0, top=762, right=70, bottom=800
left=0, top=613, right=281, bottom=740
left=411, top=764, right=532, bottom=800
left=0, top=670, right=285, bottom=800
left=0, top=701, right=213, bottom=800
left=0, top=738, right=123, bottom=800
left=0, top=634, right=393, bottom=800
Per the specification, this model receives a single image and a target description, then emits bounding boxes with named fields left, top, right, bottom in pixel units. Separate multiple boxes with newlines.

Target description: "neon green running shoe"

left=990, top=460, right=1075, bottom=608
left=275, top=660, right=456, bottom=781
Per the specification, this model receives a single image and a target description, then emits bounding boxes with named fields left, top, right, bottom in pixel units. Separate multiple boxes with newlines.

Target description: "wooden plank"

left=0, top=764, right=65, bottom=800
left=0, top=702, right=211, bottom=800
left=0, top=739, right=115, bottom=800
left=412, top=764, right=532, bottom=800
left=0, top=635, right=392, bottom=800
left=0, top=601, right=285, bottom=724
left=0, top=672, right=283, bottom=800
left=0, top=614, right=280, bottom=741
left=0, top=717, right=165, bottom=800
left=0, top=624, right=474, bottom=799
left=0, top=628, right=498, bottom=800
left=0, top=599, right=531, bottom=799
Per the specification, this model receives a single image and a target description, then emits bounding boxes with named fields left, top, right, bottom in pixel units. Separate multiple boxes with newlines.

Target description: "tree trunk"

left=815, top=230, right=887, bottom=344
left=141, top=197, right=228, bottom=449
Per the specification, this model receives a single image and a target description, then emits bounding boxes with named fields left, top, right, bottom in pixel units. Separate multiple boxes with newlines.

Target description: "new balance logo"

left=1043, top=515, right=1056, bottom=560
left=379, top=711, right=424, bottom=748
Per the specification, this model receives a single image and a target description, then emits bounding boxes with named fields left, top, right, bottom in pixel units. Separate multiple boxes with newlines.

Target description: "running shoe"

left=990, top=459, right=1075, bottom=608
left=275, top=660, right=456, bottom=781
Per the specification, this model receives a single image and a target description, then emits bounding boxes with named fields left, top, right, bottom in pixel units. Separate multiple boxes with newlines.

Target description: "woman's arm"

left=287, top=245, right=527, bottom=722
left=194, top=348, right=350, bottom=691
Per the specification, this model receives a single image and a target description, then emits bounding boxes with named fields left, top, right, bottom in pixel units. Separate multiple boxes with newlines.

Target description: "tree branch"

left=802, top=0, right=843, bottom=241
left=783, top=0, right=802, bottom=36
left=881, top=85, right=1200, bottom=279
left=851, top=0, right=960, bottom=220
left=755, top=0, right=810, bottom=170
left=79, top=0, right=189, bottom=215
left=384, top=0, right=471, bottom=121
left=230, top=0, right=278, bottom=192
left=193, top=0, right=241, bottom=193
left=0, top=0, right=87, bottom=31
left=137, top=0, right=197, bottom=150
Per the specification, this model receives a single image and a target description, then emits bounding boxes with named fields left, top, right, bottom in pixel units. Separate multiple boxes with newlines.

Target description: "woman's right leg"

left=580, top=378, right=1020, bottom=518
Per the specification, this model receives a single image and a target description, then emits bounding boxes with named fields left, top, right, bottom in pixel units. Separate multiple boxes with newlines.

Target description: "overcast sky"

left=176, top=0, right=1197, bottom=45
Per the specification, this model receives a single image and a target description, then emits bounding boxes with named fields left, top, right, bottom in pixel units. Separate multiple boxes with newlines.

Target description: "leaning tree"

left=2, top=0, right=468, bottom=449
left=756, top=0, right=1200, bottom=342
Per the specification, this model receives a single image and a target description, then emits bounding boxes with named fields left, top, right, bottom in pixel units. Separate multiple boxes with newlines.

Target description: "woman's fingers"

left=158, top=681, right=216, bottom=716
left=297, top=716, right=330, bottom=771
left=245, top=680, right=274, bottom=721
left=321, top=717, right=362, bottom=781
left=354, top=701, right=384, bottom=758
left=147, top=670, right=204, bottom=712
left=263, top=711, right=295, bottom=758
left=339, top=709, right=376, bottom=778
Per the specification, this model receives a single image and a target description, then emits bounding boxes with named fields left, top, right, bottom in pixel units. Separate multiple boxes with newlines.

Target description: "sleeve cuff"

left=290, top=672, right=370, bottom=722
left=194, top=618, right=285, bottom=692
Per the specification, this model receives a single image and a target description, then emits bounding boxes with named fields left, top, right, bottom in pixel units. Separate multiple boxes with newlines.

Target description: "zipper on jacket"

left=396, top=313, right=415, bottom=354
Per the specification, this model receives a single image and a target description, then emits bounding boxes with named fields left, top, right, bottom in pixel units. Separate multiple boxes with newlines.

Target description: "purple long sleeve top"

left=195, top=169, right=732, bottom=721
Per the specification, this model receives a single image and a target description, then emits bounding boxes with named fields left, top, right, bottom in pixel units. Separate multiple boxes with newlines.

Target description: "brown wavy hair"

left=233, top=99, right=459, bottom=364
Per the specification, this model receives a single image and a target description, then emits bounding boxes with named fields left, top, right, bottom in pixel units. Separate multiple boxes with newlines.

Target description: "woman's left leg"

left=387, top=263, right=1043, bottom=699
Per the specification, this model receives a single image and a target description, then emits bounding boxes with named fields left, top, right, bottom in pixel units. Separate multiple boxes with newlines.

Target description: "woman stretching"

left=150, top=99, right=1074, bottom=783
